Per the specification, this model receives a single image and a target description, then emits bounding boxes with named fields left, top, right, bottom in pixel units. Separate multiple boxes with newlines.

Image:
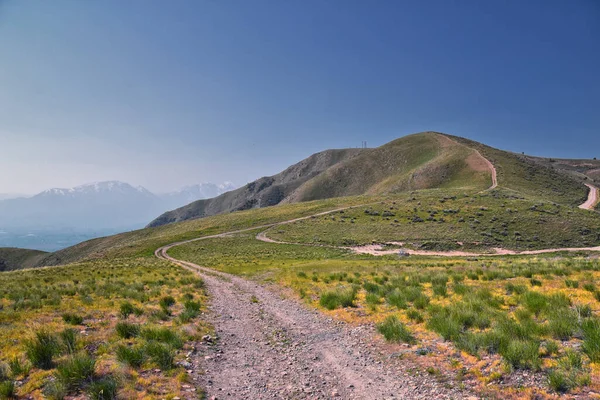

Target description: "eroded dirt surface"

left=157, top=248, right=475, bottom=400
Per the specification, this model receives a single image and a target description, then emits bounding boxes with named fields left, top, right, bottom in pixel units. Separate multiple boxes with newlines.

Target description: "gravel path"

left=156, top=241, right=474, bottom=399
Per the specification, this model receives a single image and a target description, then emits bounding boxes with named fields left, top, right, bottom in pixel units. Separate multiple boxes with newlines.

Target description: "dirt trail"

left=349, top=243, right=600, bottom=257
left=156, top=242, right=472, bottom=399
left=478, top=148, right=497, bottom=190
left=579, top=183, right=599, bottom=210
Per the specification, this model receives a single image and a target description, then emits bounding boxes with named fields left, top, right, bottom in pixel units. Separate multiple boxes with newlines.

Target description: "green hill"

left=148, top=132, right=494, bottom=227
left=0, top=248, right=48, bottom=271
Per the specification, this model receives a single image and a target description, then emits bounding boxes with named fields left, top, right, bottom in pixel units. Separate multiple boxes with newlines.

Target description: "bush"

left=548, top=369, right=572, bottom=393
left=406, top=309, right=424, bottom=323
left=115, top=322, right=140, bottom=339
left=500, top=340, right=541, bottom=370
left=0, top=380, right=16, bottom=399
left=377, top=315, right=415, bottom=344
left=8, top=357, right=28, bottom=378
left=24, top=330, right=59, bottom=369
left=116, top=345, right=146, bottom=368
left=319, top=288, right=357, bottom=310
left=582, top=318, right=600, bottom=362
left=62, top=313, right=83, bottom=325
left=55, top=353, right=96, bottom=389
left=145, top=342, right=174, bottom=371
left=60, top=328, right=78, bottom=354
left=87, top=376, right=118, bottom=400
left=179, top=300, right=201, bottom=322
left=548, top=350, right=590, bottom=393
left=43, top=380, right=67, bottom=400
left=141, top=326, right=183, bottom=349
left=386, top=289, right=407, bottom=309
left=119, top=302, right=136, bottom=319
left=159, top=296, right=176, bottom=313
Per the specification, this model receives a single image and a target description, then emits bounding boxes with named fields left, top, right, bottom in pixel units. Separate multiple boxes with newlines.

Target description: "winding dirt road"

left=579, top=183, right=599, bottom=210
left=156, top=233, right=472, bottom=399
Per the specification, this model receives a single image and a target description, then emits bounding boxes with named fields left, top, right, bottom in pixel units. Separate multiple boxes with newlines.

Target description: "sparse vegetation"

left=0, top=259, right=209, bottom=398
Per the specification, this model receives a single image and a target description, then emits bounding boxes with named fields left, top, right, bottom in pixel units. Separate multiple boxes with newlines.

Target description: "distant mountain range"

left=0, top=181, right=236, bottom=250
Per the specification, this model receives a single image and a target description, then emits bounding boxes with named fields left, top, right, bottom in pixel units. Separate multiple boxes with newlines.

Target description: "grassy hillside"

left=285, top=132, right=491, bottom=202
left=0, top=248, right=47, bottom=272
left=268, top=188, right=600, bottom=251
left=148, top=148, right=365, bottom=227
left=445, top=134, right=590, bottom=206
left=150, top=132, right=494, bottom=227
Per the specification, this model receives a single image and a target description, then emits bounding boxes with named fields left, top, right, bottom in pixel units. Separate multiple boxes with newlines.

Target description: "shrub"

left=62, top=313, right=83, bottom=325
left=119, top=302, right=135, bottom=319
left=8, top=357, right=28, bottom=378
left=145, top=342, right=174, bottom=371
left=179, top=300, right=201, bottom=323
left=582, top=318, right=600, bottom=362
left=544, top=340, right=559, bottom=356
left=521, top=291, right=548, bottom=316
left=386, top=289, right=407, bottom=309
left=0, top=380, right=16, bottom=399
left=406, top=309, right=424, bottom=323
left=319, top=288, right=357, bottom=310
left=500, top=340, right=541, bottom=370
left=43, top=380, right=67, bottom=400
left=547, top=309, right=578, bottom=340
left=60, top=328, right=78, bottom=354
left=141, top=326, right=183, bottom=349
left=115, top=322, right=140, bottom=339
left=548, top=370, right=572, bottom=393
left=432, top=284, right=447, bottom=297
left=24, top=330, right=59, bottom=369
left=87, top=377, right=118, bottom=400
left=116, top=345, right=146, bottom=368
left=159, top=296, right=176, bottom=310
left=377, top=315, right=415, bottom=344
left=427, top=310, right=461, bottom=341
left=548, top=350, right=590, bottom=393
left=55, top=353, right=96, bottom=389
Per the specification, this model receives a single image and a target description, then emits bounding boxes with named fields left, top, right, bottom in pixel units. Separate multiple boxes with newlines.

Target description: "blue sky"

left=1, top=0, right=598, bottom=194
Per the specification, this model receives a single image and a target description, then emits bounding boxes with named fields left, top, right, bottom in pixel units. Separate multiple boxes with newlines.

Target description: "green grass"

left=115, top=322, right=141, bottom=339
left=116, top=345, right=146, bottom=368
left=266, top=189, right=600, bottom=251
left=319, top=287, right=358, bottom=310
left=55, top=353, right=96, bottom=390
left=377, top=315, right=416, bottom=344
left=24, top=330, right=59, bottom=370
left=0, top=258, right=209, bottom=398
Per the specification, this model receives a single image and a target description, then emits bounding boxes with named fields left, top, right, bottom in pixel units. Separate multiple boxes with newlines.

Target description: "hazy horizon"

left=1, top=0, right=598, bottom=194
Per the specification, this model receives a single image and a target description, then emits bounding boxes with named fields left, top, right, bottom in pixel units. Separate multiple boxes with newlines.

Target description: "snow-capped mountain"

left=0, top=180, right=237, bottom=250
left=37, top=181, right=153, bottom=198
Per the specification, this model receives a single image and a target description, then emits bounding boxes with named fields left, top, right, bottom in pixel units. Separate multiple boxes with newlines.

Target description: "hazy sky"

left=1, top=0, right=599, bottom=194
